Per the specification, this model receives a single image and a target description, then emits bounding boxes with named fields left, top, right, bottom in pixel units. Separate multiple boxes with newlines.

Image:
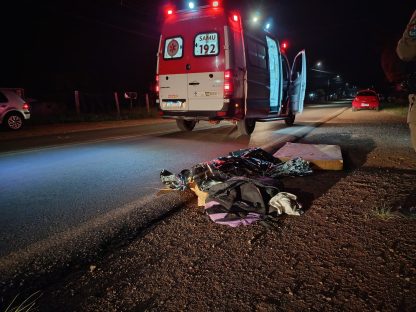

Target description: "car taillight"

left=224, top=70, right=233, bottom=98
left=22, top=103, right=29, bottom=110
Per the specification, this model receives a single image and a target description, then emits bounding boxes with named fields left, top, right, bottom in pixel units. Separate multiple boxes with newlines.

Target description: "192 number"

left=199, top=44, right=216, bottom=55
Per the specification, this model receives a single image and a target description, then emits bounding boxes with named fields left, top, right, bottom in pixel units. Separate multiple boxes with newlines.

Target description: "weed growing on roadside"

left=3, top=291, right=41, bottom=312
left=372, top=203, right=395, bottom=220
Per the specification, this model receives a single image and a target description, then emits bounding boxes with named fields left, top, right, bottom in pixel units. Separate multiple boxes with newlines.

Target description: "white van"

left=155, top=3, right=306, bottom=135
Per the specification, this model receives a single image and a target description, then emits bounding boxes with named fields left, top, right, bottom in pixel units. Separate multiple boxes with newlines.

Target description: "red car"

left=352, top=89, right=380, bottom=111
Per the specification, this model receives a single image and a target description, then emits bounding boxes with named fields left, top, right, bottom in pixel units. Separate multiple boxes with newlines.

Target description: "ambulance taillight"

left=165, top=6, right=174, bottom=16
left=224, top=70, right=233, bottom=98
left=155, top=75, right=160, bottom=95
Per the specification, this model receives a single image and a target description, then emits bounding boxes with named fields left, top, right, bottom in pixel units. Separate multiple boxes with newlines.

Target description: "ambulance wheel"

left=284, top=111, right=295, bottom=126
left=237, top=118, right=256, bottom=135
left=176, top=119, right=196, bottom=131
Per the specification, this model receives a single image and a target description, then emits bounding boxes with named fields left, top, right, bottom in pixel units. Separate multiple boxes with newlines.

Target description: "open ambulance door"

left=266, top=36, right=282, bottom=114
left=289, top=50, right=306, bottom=113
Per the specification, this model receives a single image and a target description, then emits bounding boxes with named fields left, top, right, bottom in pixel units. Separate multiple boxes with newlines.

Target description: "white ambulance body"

left=156, top=4, right=306, bottom=135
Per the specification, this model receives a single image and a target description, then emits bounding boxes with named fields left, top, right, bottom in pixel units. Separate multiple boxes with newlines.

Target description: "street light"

left=251, top=11, right=261, bottom=24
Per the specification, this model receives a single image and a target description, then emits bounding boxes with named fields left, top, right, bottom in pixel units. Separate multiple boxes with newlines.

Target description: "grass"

left=3, top=292, right=41, bottom=312
left=371, top=201, right=416, bottom=220
left=372, top=203, right=395, bottom=220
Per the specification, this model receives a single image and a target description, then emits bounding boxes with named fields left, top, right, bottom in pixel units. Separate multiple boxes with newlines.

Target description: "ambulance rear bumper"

left=161, top=111, right=226, bottom=120
left=159, top=98, right=244, bottom=120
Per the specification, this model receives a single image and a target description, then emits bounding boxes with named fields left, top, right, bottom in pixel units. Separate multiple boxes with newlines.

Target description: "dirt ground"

left=3, top=108, right=416, bottom=311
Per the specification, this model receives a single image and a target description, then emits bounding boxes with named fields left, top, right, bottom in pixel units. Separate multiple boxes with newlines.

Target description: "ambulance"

left=155, top=1, right=306, bottom=135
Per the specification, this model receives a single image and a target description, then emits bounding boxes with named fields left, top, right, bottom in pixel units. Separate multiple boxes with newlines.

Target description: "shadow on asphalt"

left=158, top=123, right=252, bottom=144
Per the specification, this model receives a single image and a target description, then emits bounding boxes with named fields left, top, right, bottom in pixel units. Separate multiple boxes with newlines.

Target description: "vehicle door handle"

left=0, top=104, right=6, bottom=108
left=189, top=82, right=200, bottom=86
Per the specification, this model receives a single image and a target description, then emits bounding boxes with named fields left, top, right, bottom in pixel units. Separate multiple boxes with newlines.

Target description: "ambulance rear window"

left=163, top=36, right=184, bottom=60
left=194, top=32, right=219, bottom=57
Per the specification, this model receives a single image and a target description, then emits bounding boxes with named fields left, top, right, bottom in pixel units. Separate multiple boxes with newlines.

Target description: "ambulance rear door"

left=289, top=50, right=306, bottom=113
left=159, top=35, right=189, bottom=111
left=158, top=8, right=226, bottom=113
left=266, top=35, right=282, bottom=114
left=187, top=30, right=225, bottom=111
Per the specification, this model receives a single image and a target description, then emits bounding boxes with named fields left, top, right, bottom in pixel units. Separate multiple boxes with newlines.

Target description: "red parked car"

left=352, top=89, right=380, bottom=111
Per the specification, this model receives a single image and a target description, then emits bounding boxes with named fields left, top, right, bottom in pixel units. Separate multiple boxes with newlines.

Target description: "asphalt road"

left=0, top=101, right=349, bottom=256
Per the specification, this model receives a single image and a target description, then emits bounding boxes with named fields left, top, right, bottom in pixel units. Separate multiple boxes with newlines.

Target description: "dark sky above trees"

left=1, top=0, right=414, bottom=97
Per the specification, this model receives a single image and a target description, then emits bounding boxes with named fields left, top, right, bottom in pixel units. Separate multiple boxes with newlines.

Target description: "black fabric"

left=190, top=148, right=311, bottom=191
left=160, top=147, right=311, bottom=226
left=206, top=176, right=283, bottom=218
left=190, top=148, right=281, bottom=192
left=160, top=147, right=312, bottom=191
left=230, top=147, right=279, bottom=165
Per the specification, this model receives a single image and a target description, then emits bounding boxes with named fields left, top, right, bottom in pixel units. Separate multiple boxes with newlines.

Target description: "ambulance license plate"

left=165, top=101, right=183, bottom=108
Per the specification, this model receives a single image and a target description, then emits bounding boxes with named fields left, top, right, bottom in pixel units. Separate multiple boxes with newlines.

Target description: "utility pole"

left=114, top=92, right=121, bottom=119
left=74, top=90, right=80, bottom=115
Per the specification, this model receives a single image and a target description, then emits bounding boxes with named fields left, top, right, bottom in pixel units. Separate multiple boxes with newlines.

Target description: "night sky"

left=1, top=0, right=414, bottom=99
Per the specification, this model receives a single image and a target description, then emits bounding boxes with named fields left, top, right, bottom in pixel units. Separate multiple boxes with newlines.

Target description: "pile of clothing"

left=160, top=148, right=312, bottom=227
